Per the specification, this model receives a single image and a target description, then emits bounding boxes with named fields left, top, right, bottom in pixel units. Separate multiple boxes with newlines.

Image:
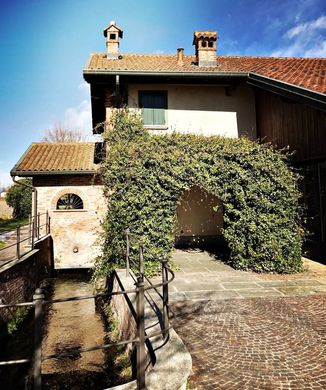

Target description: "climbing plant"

left=94, top=110, right=304, bottom=278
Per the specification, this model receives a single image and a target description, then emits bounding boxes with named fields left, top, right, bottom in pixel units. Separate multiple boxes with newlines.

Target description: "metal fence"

left=0, top=229, right=175, bottom=390
left=0, top=212, right=50, bottom=267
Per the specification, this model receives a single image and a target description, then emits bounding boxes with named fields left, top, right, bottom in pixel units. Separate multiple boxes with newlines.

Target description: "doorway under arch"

left=175, top=186, right=224, bottom=248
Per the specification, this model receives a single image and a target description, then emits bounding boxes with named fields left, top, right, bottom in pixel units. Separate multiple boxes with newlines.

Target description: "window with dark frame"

left=139, top=91, right=167, bottom=126
left=56, top=194, right=84, bottom=210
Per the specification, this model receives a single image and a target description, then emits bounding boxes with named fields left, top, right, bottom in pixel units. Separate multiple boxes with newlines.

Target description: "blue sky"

left=0, top=0, right=325, bottom=186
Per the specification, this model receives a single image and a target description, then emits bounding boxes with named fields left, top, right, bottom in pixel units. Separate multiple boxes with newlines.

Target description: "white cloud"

left=0, top=171, right=12, bottom=187
left=304, top=40, right=326, bottom=57
left=63, top=99, right=92, bottom=135
left=286, top=15, right=326, bottom=38
left=271, top=15, right=326, bottom=57
left=78, top=82, right=90, bottom=95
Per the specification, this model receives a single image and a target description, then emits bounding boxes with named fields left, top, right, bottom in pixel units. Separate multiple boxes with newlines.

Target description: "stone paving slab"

left=171, top=249, right=326, bottom=301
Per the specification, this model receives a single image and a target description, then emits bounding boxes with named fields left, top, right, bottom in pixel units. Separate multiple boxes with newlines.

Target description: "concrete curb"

left=108, top=269, right=192, bottom=390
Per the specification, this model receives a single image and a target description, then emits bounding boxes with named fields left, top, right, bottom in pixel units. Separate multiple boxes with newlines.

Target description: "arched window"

left=56, top=194, right=84, bottom=210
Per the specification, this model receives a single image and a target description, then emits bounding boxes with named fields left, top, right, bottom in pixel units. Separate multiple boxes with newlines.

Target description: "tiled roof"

left=85, top=53, right=326, bottom=94
left=12, top=143, right=98, bottom=175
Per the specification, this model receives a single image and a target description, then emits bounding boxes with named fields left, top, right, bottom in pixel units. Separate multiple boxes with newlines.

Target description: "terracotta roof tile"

left=12, top=143, right=98, bottom=175
left=84, top=53, right=326, bottom=94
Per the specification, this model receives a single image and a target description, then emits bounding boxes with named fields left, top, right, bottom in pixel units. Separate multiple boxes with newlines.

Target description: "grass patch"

left=0, top=239, right=4, bottom=249
left=7, top=306, right=32, bottom=336
left=0, top=218, right=29, bottom=233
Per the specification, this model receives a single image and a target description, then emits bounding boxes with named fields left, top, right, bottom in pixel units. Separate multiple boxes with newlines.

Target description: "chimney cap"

left=104, top=21, right=123, bottom=38
left=193, top=31, right=217, bottom=45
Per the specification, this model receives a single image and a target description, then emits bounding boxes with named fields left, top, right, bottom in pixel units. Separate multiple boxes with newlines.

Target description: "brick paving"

left=172, top=295, right=326, bottom=390
left=169, top=249, right=326, bottom=389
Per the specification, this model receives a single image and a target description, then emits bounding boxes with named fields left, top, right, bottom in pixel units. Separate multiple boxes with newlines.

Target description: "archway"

left=175, top=186, right=223, bottom=248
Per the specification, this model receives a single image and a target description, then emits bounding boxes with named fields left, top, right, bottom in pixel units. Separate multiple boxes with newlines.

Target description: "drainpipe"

left=11, top=175, right=37, bottom=236
left=115, top=74, right=120, bottom=104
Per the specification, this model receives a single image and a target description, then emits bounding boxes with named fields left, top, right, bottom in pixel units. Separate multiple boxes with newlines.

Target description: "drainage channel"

left=0, top=273, right=132, bottom=389
left=41, top=274, right=108, bottom=389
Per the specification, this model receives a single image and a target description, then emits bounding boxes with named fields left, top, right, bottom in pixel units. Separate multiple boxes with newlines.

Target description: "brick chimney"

left=193, top=31, right=217, bottom=67
left=177, top=48, right=184, bottom=66
left=103, top=21, right=123, bottom=59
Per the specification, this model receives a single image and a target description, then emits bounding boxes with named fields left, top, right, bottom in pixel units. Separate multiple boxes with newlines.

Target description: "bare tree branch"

left=41, top=124, right=86, bottom=143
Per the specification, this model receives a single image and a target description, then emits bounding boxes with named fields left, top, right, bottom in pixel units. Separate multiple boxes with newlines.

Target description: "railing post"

left=33, top=288, right=44, bottom=390
left=126, top=228, right=130, bottom=277
left=37, top=213, right=40, bottom=239
left=16, top=225, right=20, bottom=259
left=162, top=258, right=169, bottom=340
left=28, top=214, right=32, bottom=245
left=136, top=275, right=146, bottom=390
left=31, top=221, right=35, bottom=250
left=46, top=211, right=49, bottom=235
left=48, top=216, right=51, bottom=234
left=139, top=243, right=144, bottom=275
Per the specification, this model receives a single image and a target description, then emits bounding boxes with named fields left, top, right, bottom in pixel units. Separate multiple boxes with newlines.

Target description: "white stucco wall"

left=36, top=185, right=106, bottom=269
left=126, top=84, right=256, bottom=138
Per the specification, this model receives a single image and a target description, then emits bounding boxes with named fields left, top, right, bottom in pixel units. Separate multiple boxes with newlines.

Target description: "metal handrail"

left=0, top=230, right=174, bottom=390
left=0, top=212, right=50, bottom=266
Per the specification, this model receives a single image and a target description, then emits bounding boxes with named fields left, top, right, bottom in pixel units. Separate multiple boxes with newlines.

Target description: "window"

left=139, top=91, right=167, bottom=126
left=56, top=194, right=83, bottom=210
left=109, top=33, right=116, bottom=40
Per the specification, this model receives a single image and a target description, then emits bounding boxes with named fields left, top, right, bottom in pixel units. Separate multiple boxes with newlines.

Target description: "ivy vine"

left=94, top=111, right=303, bottom=278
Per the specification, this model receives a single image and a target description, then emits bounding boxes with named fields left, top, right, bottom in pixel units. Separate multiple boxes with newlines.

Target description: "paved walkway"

left=0, top=225, right=31, bottom=265
left=170, top=249, right=326, bottom=302
left=170, top=249, right=326, bottom=390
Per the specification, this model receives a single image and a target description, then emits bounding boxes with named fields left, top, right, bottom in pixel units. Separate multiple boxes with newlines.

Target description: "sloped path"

left=0, top=225, right=31, bottom=264
left=41, top=277, right=107, bottom=388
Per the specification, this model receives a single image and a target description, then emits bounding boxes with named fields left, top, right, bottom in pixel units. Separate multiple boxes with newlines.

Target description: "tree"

left=6, top=179, right=32, bottom=219
left=41, top=124, right=86, bottom=143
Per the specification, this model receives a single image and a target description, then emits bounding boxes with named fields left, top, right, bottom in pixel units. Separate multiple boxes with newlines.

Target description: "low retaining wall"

left=109, top=270, right=192, bottom=390
left=0, top=235, right=54, bottom=323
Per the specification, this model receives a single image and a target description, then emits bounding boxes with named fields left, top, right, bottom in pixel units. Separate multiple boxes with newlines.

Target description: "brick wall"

left=34, top=175, right=107, bottom=269
left=0, top=235, right=53, bottom=323
left=33, top=174, right=102, bottom=187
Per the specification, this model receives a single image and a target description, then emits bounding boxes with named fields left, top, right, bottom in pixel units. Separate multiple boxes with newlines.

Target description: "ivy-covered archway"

left=94, top=111, right=303, bottom=278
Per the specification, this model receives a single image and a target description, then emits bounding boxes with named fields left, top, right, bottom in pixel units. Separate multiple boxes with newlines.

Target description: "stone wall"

left=109, top=270, right=192, bottom=390
left=110, top=273, right=137, bottom=356
left=33, top=175, right=106, bottom=269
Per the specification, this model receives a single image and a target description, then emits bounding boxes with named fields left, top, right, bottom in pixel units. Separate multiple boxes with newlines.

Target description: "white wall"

left=126, top=84, right=257, bottom=139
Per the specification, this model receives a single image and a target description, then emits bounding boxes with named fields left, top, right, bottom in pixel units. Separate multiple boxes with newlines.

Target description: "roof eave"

left=10, top=170, right=99, bottom=177
left=248, top=73, right=326, bottom=111
left=83, top=69, right=249, bottom=78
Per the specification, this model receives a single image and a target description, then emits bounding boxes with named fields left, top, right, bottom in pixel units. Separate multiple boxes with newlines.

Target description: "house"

left=11, top=143, right=106, bottom=269
left=83, top=22, right=326, bottom=263
left=11, top=21, right=326, bottom=268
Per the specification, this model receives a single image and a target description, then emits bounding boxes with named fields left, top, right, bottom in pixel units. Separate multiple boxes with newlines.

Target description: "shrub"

left=94, top=111, right=304, bottom=278
left=6, top=179, right=32, bottom=219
